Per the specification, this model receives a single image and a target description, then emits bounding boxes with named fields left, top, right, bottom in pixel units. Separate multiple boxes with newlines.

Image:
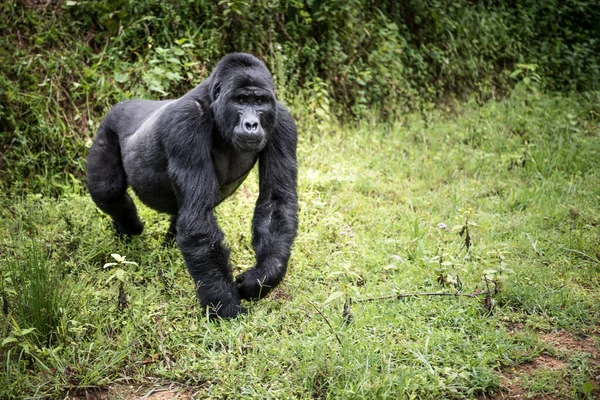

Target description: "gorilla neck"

left=211, top=139, right=258, bottom=200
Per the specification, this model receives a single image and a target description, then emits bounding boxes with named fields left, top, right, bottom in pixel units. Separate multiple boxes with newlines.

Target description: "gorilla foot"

left=113, top=218, right=144, bottom=238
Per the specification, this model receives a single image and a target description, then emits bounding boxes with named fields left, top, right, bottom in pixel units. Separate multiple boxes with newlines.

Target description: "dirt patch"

left=485, top=329, right=600, bottom=399
left=540, top=330, right=600, bottom=390
left=505, top=322, right=525, bottom=334
left=540, top=331, right=598, bottom=356
left=494, top=354, right=568, bottom=400
left=25, top=0, right=48, bottom=9
left=24, top=0, right=62, bottom=13
left=528, top=354, right=567, bottom=372
left=271, top=287, right=292, bottom=301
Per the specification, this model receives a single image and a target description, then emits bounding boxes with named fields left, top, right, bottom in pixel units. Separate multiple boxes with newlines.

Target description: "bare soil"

left=484, top=328, right=599, bottom=399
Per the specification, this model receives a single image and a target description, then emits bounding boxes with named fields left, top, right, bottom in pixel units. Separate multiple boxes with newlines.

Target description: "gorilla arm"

left=163, top=100, right=243, bottom=319
left=236, top=106, right=299, bottom=300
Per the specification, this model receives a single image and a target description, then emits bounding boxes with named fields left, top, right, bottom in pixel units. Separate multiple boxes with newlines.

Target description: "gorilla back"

left=87, top=53, right=298, bottom=319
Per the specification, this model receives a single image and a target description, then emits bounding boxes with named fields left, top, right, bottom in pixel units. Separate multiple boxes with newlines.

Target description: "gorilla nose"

left=244, top=119, right=259, bottom=132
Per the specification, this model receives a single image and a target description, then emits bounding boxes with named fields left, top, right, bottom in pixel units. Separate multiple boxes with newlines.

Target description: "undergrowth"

left=1, top=89, right=599, bottom=398
left=1, top=1, right=599, bottom=193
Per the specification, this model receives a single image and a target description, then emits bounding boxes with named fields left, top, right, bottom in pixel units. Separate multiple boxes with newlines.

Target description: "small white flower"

left=437, top=222, right=448, bottom=230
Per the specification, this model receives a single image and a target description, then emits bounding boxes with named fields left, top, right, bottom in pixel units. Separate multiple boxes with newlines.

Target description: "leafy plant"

left=104, top=253, right=141, bottom=311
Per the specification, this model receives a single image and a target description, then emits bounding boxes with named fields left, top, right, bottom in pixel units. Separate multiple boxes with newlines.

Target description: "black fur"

left=87, top=53, right=298, bottom=319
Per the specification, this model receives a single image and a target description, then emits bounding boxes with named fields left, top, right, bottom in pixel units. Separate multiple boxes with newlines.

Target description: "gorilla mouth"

left=236, top=136, right=265, bottom=152
left=240, top=134, right=261, bottom=142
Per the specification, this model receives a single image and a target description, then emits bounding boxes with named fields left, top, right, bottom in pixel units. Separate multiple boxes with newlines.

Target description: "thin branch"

left=308, top=301, right=342, bottom=345
left=355, top=291, right=493, bottom=303
left=141, top=388, right=170, bottom=399
left=454, top=242, right=466, bottom=258
left=561, top=247, right=600, bottom=264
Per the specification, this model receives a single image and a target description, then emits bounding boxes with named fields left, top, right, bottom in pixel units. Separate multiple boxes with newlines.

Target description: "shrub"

left=0, top=0, right=598, bottom=194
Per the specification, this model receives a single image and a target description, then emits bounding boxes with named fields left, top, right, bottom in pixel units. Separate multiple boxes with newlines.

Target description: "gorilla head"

left=209, top=53, right=277, bottom=153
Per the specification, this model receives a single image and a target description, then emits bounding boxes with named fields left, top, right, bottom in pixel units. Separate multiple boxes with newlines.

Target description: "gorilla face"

left=212, top=69, right=277, bottom=153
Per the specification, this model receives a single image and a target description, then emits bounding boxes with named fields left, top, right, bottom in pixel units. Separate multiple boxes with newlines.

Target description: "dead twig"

left=308, top=301, right=342, bottom=345
left=141, top=388, right=170, bottom=399
left=118, top=282, right=128, bottom=311
left=560, top=246, right=600, bottom=264
left=354, top=290, right=493, bottom=303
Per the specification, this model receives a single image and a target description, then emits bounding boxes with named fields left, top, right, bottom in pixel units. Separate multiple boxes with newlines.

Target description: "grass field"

left=1, top=90, right=599, bottom=399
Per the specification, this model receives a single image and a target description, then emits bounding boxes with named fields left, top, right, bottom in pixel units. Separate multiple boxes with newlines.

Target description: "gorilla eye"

left=256, top=97, right=264, bottom=105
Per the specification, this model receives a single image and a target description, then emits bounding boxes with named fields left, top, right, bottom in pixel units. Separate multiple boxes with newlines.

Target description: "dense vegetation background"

left=1, top=1, right=599, bottom=398
left=1, top=0, right=599, bottom=194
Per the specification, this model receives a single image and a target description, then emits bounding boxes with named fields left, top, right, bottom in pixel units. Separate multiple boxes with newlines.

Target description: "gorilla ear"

left=213, top=83, right=221, bottom=100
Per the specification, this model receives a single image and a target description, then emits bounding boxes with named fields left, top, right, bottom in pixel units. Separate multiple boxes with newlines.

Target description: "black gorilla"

left=87, top=53, right=298, bottom=319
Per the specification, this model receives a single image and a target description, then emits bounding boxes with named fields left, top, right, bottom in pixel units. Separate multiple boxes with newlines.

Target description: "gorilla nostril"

left=244, top=121, right=259, bottom=131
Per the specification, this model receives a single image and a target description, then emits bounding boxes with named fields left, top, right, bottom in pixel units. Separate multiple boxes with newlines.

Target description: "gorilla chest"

left=212, top=148, right=258, bottom=200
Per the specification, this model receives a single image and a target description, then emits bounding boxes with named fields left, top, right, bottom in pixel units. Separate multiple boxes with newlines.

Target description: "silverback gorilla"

left=87, top=53, right=298, bottom=319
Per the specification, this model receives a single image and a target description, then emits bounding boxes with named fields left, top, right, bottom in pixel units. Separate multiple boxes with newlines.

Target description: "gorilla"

left=87, top=53, right=298, bottom=319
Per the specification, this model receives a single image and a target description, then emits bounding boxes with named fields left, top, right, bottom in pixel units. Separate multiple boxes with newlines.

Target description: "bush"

left=0, top=0, right=598, bottom=194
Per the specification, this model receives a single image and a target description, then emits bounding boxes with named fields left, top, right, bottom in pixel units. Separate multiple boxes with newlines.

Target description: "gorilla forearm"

left=253, top=196, right=298, bottom=263
left=236, top=118, right=298, bottom=300
left=168, top=141, right=243, bottom=316
left=236, top=195, right=297, bottom=300
left=176, top=218, right=242, bottom=318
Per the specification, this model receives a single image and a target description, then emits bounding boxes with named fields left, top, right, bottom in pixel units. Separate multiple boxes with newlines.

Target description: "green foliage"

left=0, top=0, right=598, bottom=193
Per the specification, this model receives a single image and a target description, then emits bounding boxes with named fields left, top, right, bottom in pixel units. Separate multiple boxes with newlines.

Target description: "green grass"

left=2, top=236, right=71, bottom=348
left=1, top=90, right=599, bottom=398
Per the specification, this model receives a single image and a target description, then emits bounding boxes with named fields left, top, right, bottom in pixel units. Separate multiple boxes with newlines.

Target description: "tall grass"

left=4, top=237, right=69, bottom=346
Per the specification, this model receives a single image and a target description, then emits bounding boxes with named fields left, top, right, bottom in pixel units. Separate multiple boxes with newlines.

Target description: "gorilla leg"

left=87, top=125, right=144, bottom=236
left=163, top=214, right=177, bottom=245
